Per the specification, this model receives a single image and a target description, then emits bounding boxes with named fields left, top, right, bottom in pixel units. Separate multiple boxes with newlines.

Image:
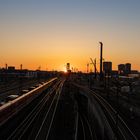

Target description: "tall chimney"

left=99, top=42, right=103, bottom=79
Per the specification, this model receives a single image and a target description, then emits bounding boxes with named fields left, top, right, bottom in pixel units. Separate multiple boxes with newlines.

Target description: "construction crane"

left=90, top=58, right=98, bottom=78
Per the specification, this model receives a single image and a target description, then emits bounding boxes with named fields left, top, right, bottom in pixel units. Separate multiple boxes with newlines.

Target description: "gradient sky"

left=0, top=0, right=140, bottom=72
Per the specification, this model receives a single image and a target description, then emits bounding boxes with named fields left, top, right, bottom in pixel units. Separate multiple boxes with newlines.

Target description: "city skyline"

left=0, top=0, right=140, bottom=72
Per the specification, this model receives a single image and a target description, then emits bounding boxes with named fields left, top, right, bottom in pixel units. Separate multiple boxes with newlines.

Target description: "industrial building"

left=103, top=61, right=112, bottom=74
left=125, top=63, right=131, bottom=74
left=118, top=63, right=131, bottom=75
left=118, top=64, right=125, bottom=74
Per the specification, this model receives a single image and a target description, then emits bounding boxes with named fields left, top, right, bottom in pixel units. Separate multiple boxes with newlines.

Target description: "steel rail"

left=78, top=113, right=95, bottom=140
left=0, top=79, right=53, bottom=98
left=82, top=114, right=95, bottom=140
left=91, top=91, right=126, bottom=140
left=19, top=80, right=63, bottom=140
left=6, top=80, right=61, bottom=140
left=79, top=115, right=86, bottom=140
left=35, top=80, right=65, bottom=140
left=73, top=83, right=137, bottom=140
left=90, top=90, right=137, bottom=140
left=45, top=80, right=64, bottom=140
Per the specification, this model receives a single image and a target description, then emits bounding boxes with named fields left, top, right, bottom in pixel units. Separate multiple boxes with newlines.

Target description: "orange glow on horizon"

left=0, top=1, right=140, bottom=72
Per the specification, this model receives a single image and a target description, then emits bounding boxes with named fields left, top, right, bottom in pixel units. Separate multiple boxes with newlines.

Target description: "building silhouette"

left=118, top=63, right=131, bottom=75
left=125, top=63, right=131, bottom=74
left=103, top=61, right=112, bottom=74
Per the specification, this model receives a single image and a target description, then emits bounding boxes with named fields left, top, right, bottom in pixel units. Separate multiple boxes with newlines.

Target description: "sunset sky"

left=0, top=0, right=140, bottom=72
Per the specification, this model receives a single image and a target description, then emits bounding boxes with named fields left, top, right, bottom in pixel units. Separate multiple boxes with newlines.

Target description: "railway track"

left=77, top=112, right=96, bottom=140
left=0, top=79, right=65, bottom=140
left=1, top=80, right=137, bottom=140
left=0, top=80, right=37, bottom=93
left=73, top=83, right=138, bottom=140
left=0, top=79, right=50, bottom=100
left=91, top=91, right=138, bottom=140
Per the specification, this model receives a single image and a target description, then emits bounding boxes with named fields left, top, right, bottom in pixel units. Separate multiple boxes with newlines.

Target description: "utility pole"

left=94, top=58, right=97, bottom=79
left=99, top=42, right=103, bottom=80
left=87, top=63, right=89, bottom=73
left=20, top=64, right=23, bottom=70
left=5, top=63, right=8, bottom=70
left=90, top=58, right=97, bottom=79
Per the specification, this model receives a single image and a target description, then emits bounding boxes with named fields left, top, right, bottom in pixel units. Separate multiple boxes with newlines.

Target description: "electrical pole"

left=5, top=63, right=8, bottom=70
left=90, top=58, right=97, bottom=79
left=99, top=42, right=103, bottom=80
left=20, top=64, right=23, bottom=70
left=94, top=58, right=97, bottom=79
left=87, top=63, right=89, bottom=73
